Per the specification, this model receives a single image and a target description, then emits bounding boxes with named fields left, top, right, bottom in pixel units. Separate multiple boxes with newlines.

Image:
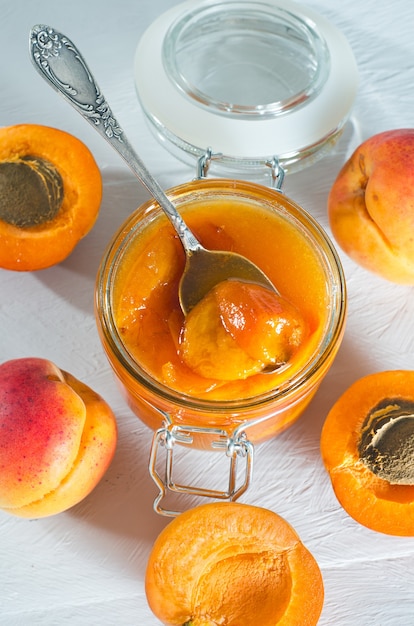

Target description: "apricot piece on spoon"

left=215, top=280, right=307, bottom=364
left=180, top=280, right=308, bottom=380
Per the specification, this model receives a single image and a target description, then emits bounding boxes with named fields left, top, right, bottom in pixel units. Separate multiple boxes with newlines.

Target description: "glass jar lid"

left=134, top=0, right=358, bottom=175
left=163, top=2, right=329, bottom=120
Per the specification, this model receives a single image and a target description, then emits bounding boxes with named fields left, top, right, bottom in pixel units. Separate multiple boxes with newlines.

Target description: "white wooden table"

left=1, top=1, right=414, bottom=624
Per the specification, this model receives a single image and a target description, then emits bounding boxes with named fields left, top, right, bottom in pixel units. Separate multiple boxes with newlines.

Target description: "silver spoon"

left=29, top=24, right=278, bottom=315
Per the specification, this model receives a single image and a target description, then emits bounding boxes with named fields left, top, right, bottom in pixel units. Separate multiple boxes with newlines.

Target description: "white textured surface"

left=1, top=1, right=414, bottom=624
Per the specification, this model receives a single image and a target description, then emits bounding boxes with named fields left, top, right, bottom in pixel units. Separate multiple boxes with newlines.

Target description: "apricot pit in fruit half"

left=0, top=358, right=117, bottom=518
left=321, top=370, right=414, bottom=535
left=145, top=502, right=324, bottom=626
left=0, top=124, right=102, bottom=271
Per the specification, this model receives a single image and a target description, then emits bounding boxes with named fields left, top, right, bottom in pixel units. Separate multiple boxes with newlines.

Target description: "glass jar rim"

left=96, top=179, right=346, bottom=412
left=162, top=1, right=329, bottom=120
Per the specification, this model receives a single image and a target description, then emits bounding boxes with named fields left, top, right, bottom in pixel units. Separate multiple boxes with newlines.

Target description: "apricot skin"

left=0, top=358, right=117, bottom=518
left=328, top=129, right=414, bottom=283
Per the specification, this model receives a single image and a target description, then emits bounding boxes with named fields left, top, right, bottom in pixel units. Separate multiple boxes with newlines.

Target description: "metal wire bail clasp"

left=196, top=147, right=223, bottom=179
left=265, top=156, right=285, bottom=190
left=148, top=420, right=254, bottom=516
left=196, top=148, right=286, bottom=190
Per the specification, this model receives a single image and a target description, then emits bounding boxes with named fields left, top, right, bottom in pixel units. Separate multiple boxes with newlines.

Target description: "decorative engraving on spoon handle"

left=29, top=24, right=201, bottom=251
left=30, top=25, right=124, bottom=143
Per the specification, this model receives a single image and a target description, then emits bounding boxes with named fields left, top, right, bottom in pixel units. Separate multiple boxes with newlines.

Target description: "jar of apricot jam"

left=96, top=179, right=346, bottom=514
left=96, top=0, right=356, bottom=514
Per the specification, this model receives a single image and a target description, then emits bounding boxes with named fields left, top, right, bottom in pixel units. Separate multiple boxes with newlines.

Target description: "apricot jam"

left=96, top=179, right=346, bottom=444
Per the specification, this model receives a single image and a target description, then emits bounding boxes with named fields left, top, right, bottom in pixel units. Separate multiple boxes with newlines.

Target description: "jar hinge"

left=265, top=156, right=285, bottom=191
left=148, top=421, right=254, bottom=516
left=195, top=147, right=223, bottom=179
left=196, top=148, right=285, bottom=190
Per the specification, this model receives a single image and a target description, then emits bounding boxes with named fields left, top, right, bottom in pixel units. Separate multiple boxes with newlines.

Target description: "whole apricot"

left=145, top=502, right=324, bottom=626
left=328, top=129, right=414, bottom=283
left=0, top=358, right=117, bottom=518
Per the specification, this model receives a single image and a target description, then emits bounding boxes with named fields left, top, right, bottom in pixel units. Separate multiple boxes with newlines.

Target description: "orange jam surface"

left=113, top=196, right=329, bottom=401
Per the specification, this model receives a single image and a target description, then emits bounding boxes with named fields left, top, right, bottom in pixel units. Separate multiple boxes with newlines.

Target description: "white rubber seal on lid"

left=134, top=0, right=358, bottom=172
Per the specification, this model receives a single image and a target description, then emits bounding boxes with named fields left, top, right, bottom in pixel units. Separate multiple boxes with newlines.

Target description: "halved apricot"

left=145, top=502, right=324, bottom=626
left=321, top=370, right=414, bottom=535
left=0, top=124, right=102, bottom=270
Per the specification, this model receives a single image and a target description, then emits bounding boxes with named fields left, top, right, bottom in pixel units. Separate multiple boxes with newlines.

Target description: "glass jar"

left=95, top=179, right=346, bottom=515
left=134, top=0, right=358, bottom=178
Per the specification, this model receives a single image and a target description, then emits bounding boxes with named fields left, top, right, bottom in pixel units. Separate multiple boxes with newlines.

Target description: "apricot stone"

left=0, top=358, right=117, bottom=518
left=328, top=129, right=414, bottom=283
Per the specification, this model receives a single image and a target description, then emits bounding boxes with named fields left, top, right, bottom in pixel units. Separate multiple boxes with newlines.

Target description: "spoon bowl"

left=29, top=24, right=277, bottom=315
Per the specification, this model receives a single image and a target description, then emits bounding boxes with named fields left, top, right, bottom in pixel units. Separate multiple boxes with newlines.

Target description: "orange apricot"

left=320, top=370, right=414, bottom=535
left=328, top=129, right=414, bottom=283
left=0, top=124, right=102, bottom=271
left=145, top=502, right=324, bottom=626
left=0, top=358, right=117, bottom=517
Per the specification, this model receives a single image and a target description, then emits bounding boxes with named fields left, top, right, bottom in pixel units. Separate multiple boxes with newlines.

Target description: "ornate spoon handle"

left=29, top=24, right=200, bottom=251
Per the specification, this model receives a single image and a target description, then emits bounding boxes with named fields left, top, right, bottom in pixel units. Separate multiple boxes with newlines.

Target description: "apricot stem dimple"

left=0, top=155, right=63, bottom=227
left=358, top=398, right=414, bottom=484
